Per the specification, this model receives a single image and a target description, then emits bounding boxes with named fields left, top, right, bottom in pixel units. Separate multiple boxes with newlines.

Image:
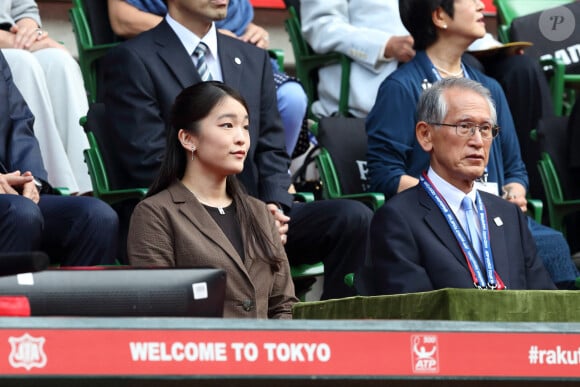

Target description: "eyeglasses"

left=429, top=122, right=500, bottom=140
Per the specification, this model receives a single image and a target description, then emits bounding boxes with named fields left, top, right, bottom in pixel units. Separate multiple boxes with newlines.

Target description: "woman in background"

left=0, top=0, right=91, bottom=193
left=128, top=81, right=297, bottom=318
left=363, top=0, right=578, bottom=290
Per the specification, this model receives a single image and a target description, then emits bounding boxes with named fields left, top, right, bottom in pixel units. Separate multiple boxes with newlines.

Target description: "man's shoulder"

left=382, top=185, right=423, bottom=211
left=118, top=25, right=163, bottom=50
left=106, top=27, right=161, bottom=63
left=217, top=33, right=270, bottom=59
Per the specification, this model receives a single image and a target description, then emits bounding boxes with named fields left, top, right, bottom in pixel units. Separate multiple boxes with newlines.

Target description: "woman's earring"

left=442, top=24, right=448, bottom=29
left=191, top=145, right=196, bottom=161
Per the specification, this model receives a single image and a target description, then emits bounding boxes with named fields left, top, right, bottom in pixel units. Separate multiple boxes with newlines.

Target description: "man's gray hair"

left=416, top=78, right=497, bottom=125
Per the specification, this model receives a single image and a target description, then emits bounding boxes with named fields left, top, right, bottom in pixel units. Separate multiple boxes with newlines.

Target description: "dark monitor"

left=0, top=267, right=226, bottom=317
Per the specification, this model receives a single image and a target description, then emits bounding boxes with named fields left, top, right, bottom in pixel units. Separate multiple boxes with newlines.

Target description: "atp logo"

left=411, top=335, right=439, bottom=373
left=8, top=333, right=47, bottom=371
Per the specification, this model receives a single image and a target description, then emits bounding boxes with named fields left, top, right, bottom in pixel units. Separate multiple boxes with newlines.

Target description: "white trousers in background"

left=2, top=48, right=91, bottom=193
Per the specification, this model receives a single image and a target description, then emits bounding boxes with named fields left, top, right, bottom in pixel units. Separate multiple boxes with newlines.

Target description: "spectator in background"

left=300, top=0, right=413, bottom=118
left=0, top=51, right=118, bottom=266
left=0, top=0, right=91, bottom=194
left=300, top=0, right=553, bottom=164
left=107, top=0, right=308, bottom=157
left=103, top=0, right=372, bottom=299
left=128, top=82, right=297, bottom=318
left=363, top=0, right=578, bottom=290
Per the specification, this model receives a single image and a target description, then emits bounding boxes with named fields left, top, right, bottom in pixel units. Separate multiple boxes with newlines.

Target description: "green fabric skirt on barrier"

left=292, top=288, right=580, bottom=322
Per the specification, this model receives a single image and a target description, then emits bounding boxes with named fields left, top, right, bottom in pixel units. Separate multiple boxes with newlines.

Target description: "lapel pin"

left=234, top=57, right=241, bottom=65
left=493, top=217, right=503, bottom=227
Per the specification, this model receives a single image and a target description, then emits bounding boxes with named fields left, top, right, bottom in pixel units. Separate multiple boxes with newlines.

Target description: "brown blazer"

left=127, top=181, right=297, bottom=319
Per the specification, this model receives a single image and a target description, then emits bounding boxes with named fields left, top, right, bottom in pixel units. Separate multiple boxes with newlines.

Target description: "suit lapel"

left=418, top=186, right=471, bottom=271
left=419, top=185, right=513, bottom=286
left=152, top=25, right=245, bottom=90
left=168, top=183, right=248, bottom=274
left=217, top=35, right=244, bottom=90
left=153, top=21, right=201, bottom=89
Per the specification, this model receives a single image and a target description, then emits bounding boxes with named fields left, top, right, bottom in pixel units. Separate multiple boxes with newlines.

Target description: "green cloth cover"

left=292, top=288, right=580, bottom=322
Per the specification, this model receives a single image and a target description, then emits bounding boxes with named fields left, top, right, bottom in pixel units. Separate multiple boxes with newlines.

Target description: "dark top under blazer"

left=370, top=185, right=556, bottom=294
left=103, top=20, right=293, bottom=208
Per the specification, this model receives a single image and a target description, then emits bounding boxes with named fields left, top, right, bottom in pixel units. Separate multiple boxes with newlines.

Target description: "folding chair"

left=311, top=117, right=384, bottom=211
left=494, top=0, right=580, bottom=115
left=283, top=3, right=351, bottom=119
left=69, top=0, right=121, bottom=103
left=80, top=103, right=148, bottom=205
left=536, top=115, right=580, bottom=236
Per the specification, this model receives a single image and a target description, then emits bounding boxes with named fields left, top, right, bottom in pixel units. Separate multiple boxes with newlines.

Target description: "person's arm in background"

left=214, top=0, right=270, bottom=49
left=366, top=78, right=423, bottom=197
left=107, top=0, right=163, bottom=39
left=300, top=0, right=414, bottom=71
left=6, top=0, right=41, bottom=48
left=0, top=0, right=61, bottom=51
left=237, top=22, right=269, bottom=49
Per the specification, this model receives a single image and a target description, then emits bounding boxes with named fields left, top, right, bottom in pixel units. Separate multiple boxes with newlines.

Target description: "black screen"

left=0, top=267, right=226, bottom=317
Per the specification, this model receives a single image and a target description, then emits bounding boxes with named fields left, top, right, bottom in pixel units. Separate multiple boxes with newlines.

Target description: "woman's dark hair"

left=148, top=81, right=283, bottom=272
left=399, top=0, right=455, bottom=51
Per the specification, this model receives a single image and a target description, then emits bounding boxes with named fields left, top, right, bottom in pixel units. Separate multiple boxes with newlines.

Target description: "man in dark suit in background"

left=102, top=0, right=371, bottom=299
left=0, top=51, right=118, bottom=266
left=367, top=78, right=555, bottom=294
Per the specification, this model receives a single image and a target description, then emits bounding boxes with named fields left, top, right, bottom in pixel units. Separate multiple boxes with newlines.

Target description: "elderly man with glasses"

left=367, top=78, right=556, bottom=294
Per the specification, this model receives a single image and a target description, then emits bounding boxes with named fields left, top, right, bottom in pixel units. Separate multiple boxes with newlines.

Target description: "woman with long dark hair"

left=128, top=81, right=297, bottom=318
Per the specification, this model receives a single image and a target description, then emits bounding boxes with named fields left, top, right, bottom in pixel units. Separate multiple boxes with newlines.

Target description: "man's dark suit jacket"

left=0, top=52, right=47, bottom=179
left=102, top=20, right=293, bottom=208
left=370, top=185, right=556, bottom=294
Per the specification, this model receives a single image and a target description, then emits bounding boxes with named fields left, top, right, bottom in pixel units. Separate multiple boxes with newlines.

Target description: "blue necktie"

left=193, top=42, right=213, bottom=81
left=461, top=196, right=482, bottom=260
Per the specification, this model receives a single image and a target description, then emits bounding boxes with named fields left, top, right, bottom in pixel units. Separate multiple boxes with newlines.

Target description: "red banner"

left=250, top=1, right=495, bottom=12
left=250, top=0, right=285, bottom=9
left=1, top=329, right=580, bottom=378
left=483, top=0, right=497, bottom=14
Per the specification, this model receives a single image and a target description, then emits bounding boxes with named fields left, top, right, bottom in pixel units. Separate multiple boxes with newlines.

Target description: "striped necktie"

left=193, top=42, right=213, bottom=81
left=461, top=196, right=483, bottom=261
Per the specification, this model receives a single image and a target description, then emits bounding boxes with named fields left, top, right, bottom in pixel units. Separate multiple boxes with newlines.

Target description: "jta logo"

left=8, top=333, right=47, bottom=371
left=411, top=335, right=439, bottom=373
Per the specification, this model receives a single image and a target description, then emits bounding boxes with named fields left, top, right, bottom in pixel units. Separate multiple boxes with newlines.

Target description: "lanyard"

left=420, top=173, right=505, bottom=290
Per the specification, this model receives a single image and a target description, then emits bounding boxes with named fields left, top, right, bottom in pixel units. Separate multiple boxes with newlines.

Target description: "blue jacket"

left=366, top=50, right=528, bottom=198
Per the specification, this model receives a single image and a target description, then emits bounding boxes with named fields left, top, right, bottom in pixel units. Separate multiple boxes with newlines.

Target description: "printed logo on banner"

left=8, top=333, right=47, bottom=371
left=411, top=335, right=439, bottom=373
